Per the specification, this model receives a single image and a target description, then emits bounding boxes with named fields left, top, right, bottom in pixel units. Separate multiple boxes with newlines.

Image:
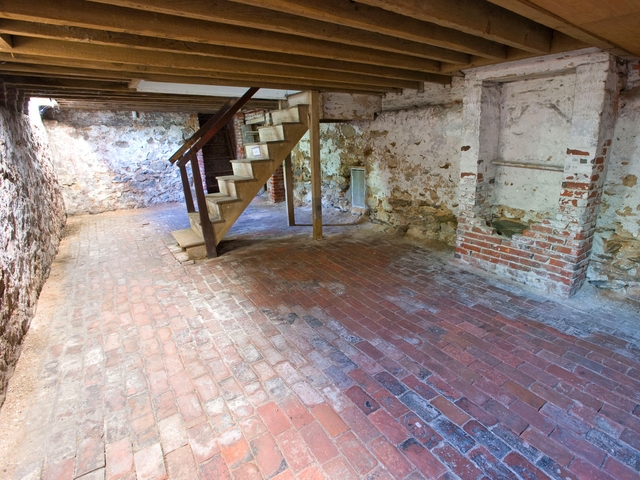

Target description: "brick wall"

left=267, top=164, right=286, bottom=203
left=231, top=113, right=245, bottom=160
left=455, top=52, right=619, bottom=297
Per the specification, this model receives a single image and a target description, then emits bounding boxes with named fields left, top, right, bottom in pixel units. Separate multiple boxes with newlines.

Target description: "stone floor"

left=1, top=198, right=640, bottom=480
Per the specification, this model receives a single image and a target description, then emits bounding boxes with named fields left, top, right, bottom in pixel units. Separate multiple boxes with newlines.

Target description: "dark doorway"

left=198, top=114, right=235, bottom=193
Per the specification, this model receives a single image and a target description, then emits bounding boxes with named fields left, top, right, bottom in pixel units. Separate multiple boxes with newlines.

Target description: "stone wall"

left=588, top=60, right=640, bottom=298
left=291, top=82, right=463, bottom=244
left=0, top=104, right=66, bottom=407
left=43, top=109, right=199, bottom=215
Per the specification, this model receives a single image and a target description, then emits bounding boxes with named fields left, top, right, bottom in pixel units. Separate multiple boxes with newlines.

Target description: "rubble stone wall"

left=43, top=109, right=199, bottom=215
left=0, top=105, right=66, bottom=407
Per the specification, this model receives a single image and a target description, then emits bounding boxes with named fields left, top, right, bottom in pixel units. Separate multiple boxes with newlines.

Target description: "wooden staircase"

left=171, top=102, right=309, bottom=259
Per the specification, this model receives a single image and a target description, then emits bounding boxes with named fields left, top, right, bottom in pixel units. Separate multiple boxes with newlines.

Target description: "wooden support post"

left=190, top=151, right=217, bottom=258
left=179, top=163, right=195, bottom=213
left=283, top=153, right=295, bottom=226
left=308, top=91, right=322, bottom=240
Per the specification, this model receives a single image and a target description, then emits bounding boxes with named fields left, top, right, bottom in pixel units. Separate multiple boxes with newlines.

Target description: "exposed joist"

left=7, top=37, right=421, bottom=90
left=440, top=31, right=590, bottom=73
left=355, top=0, right=554, bottom=54
left=86, top=0, right=469, bottom=64
left=0, top=0, right=444, bottom=73
left=0, top=75, right=130, bottom=90
left=0, top=56, right=396, bottom=94
left=0, top=32, right=10, bottom=49
left=0, top=20, right=452, bottom=84
left=228, top=0, right=508, bottom=60
left=484, top=0, right=630, bottom=57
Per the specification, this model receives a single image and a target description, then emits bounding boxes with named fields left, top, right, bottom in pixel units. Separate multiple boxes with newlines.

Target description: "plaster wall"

left=492, top=74, right=575, bottom=223
left=44, top=110, right=199, bottom=215
left=0, top=104, right=65, bottom=407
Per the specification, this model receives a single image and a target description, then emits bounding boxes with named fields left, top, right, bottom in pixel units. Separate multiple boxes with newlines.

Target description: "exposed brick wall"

left=231, top=112, right=245, bottom=160
left=267, top=165, right=286, bottom=203
left=455, top=52, right=619, bottom=297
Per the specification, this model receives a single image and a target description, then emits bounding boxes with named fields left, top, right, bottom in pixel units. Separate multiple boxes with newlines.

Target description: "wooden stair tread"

left=216, top=175, right=255, bottom=182
left=188, top=212, right=224, bottom=225
left=171, top=228, right=204, bottom=248
left=230, top=158, right=272, bottom=164
left=245, top=140, right=286, bottom=146
left=205, top=193, right=241, bottom=204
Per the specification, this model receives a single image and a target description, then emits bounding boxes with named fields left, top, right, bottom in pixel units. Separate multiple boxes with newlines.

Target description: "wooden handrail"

left=170, top=87, right=259, bottom=165
left=168, top=97, right=234, bottom=164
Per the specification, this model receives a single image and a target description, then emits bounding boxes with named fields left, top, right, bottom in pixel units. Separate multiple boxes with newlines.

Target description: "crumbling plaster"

left=292, top=80, right=463, bottom=244
left=43, top=110, right=199, bottom=215
left=0, top=104, right=65, bottom=407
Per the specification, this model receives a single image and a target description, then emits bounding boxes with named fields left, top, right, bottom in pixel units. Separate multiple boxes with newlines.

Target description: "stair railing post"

left=283, top=153, right=296, bottom=226
left=179, top=163, right=195, bottom=213
left=309, top=91, right=323, bottom=240
left=190, top=150, right=218, bottom=258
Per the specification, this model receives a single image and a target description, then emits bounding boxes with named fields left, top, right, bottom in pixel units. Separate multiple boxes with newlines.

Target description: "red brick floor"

left=2, top=200, right=640, bottom=480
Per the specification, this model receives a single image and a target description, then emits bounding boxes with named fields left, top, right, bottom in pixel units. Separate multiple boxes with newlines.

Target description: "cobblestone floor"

left=1, top=199, right=640, bottom=480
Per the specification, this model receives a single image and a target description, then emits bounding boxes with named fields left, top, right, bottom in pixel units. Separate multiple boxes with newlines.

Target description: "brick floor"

left=2, top=199, right=640, bottom=480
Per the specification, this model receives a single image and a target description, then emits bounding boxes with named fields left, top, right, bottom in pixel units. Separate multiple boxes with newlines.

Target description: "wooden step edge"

left=245, top=140, right=286, bottom=146
left=205, top=194, right=241, bottom=204
left=230, top=158, right=273, bottom=164
left=215, top=175, right=255, bottom=182
left=171, top=228, right=204, bottom=248
left=188, top=212, right=224, bottom=225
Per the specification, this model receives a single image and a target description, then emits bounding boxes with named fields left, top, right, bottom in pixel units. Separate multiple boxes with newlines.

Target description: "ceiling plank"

left=0, top=20, right=451, bottom=84
left=227, top=0, right=508, bottom=60
left=0, top=0, right=444, bottom=73
left=87, top=0, right=469, bottom=64
left=440, top=31, right=592, bottom=73
left=354, top=0, right=554, bottom=53
left=485, top=0, right=632, bottom=57
left=8, top=36, right=422, bottom=90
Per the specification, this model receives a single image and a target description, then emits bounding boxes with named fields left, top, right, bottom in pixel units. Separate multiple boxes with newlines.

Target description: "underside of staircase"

left=171, top=103, right=309, bottom=259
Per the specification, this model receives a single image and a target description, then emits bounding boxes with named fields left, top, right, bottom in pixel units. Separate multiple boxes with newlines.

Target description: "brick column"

left=455, top=53, right=619, bottom=297
left=267, top=165, right=286, bottom=203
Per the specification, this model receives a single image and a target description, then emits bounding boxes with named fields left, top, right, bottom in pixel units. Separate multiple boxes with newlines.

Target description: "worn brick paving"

left=2, top=200, right=640, bottom=480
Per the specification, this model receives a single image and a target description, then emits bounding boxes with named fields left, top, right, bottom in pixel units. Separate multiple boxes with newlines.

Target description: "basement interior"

left=1, top=1, right=640, bottom=479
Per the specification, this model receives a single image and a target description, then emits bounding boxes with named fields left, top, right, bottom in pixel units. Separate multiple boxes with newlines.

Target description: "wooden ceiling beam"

left=355, top=0, right=554, bottom=53
left=0, top=75, right=130, bottom=90
left=0, top=32, right=11, bottom=49
left=484, top=0, right=630, bottom=57
left=0, top=57, right=396, bottom=94
left=440, top=31, right=591, bottom=73
left=227, top=0, right=508, bottom=60
left=0, top=20, right=452, bottom=84
left=0, top=0, right=444, bottom=73
left=7, top=36, right=422, bottom=90
left=86, top=0, right=469, bottom=64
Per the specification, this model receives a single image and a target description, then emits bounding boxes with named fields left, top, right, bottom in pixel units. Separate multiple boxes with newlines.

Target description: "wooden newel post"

left=179, top=163, right=195, bottom=213
left=309, top=91, right=322, bottom=240
left=190, top=151, right=217, bottom=258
